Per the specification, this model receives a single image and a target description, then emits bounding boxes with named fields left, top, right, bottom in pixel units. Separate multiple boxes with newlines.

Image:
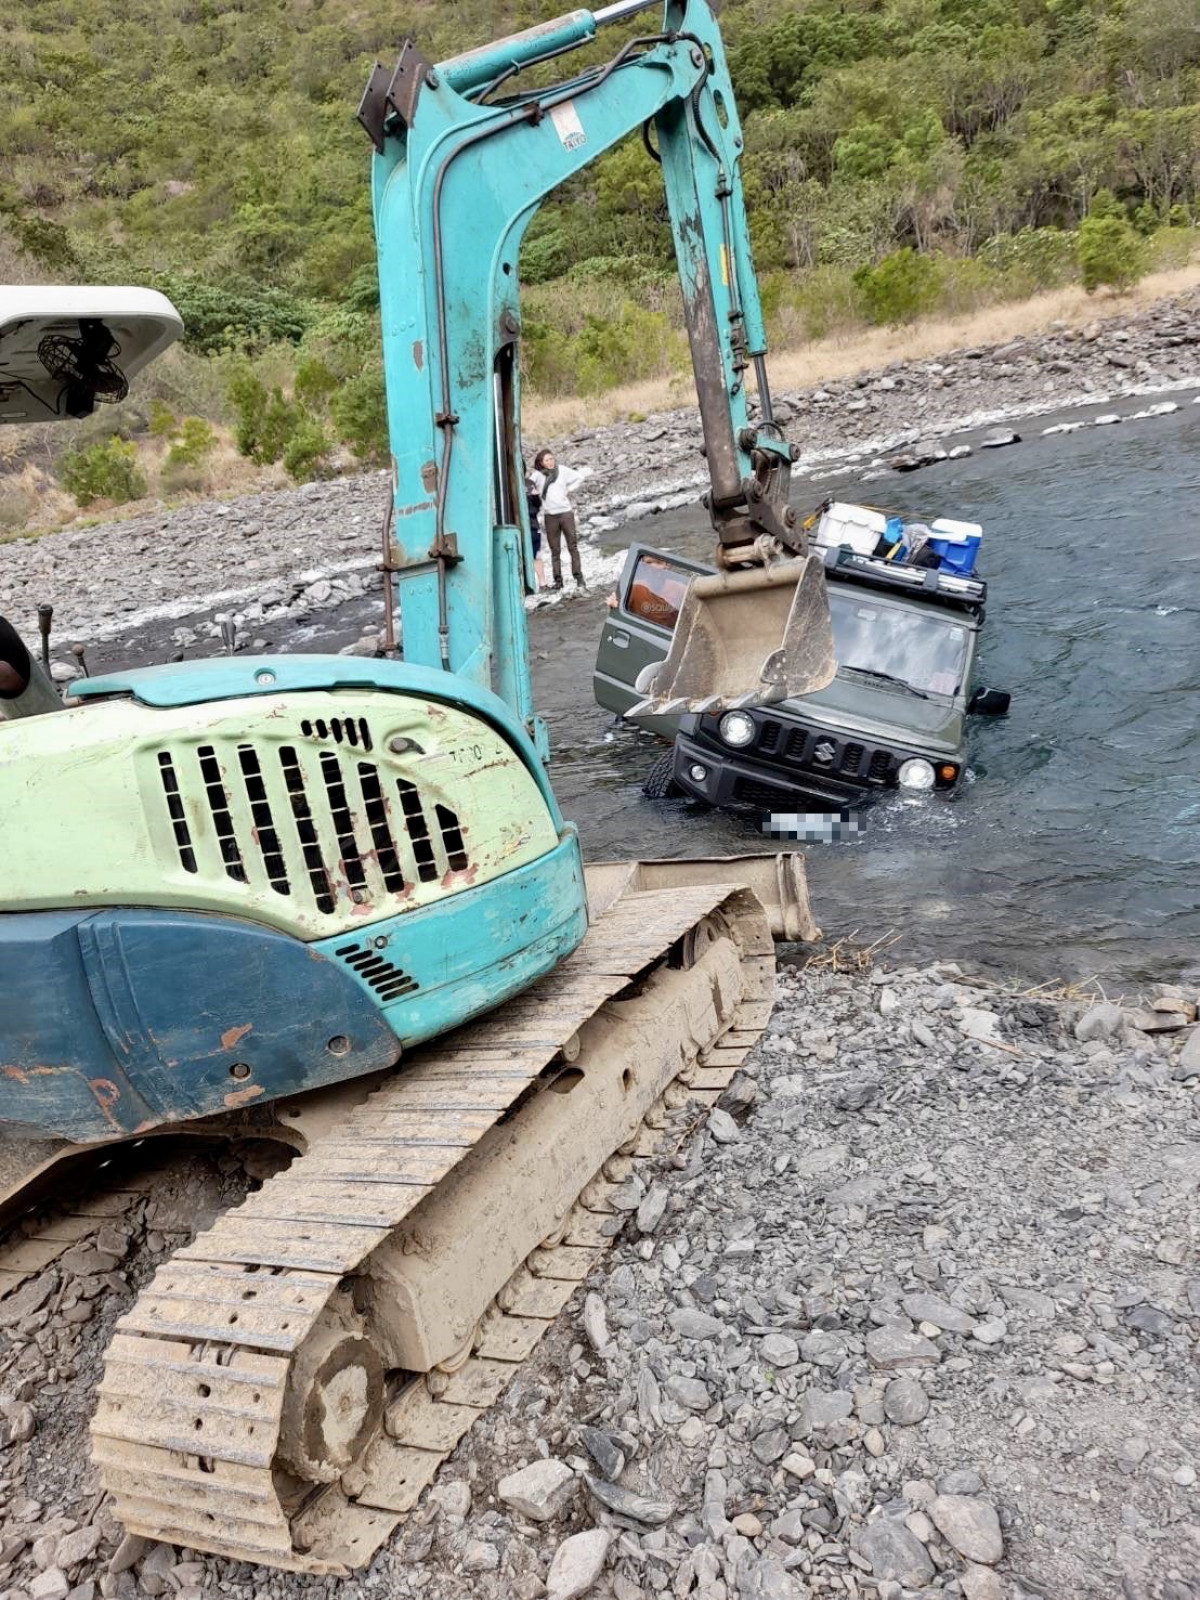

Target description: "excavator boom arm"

left=364, top=0, right=831, bottom=743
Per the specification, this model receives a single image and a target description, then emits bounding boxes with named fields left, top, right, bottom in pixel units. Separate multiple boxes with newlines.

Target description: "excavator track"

left=90, top=878, right=780, bottom=1572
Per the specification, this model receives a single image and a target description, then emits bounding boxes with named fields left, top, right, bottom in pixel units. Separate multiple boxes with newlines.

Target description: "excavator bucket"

left=629, top=554, right=836, bottom=717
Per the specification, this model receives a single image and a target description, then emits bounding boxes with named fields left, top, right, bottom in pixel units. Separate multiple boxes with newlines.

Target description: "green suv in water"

left=594, top=540, right=1009, bottom=811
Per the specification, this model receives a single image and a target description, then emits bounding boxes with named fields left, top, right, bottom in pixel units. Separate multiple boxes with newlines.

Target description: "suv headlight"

left=898, top=758, right=935, bottom=791
left=718, top=711, right=755, bottom=748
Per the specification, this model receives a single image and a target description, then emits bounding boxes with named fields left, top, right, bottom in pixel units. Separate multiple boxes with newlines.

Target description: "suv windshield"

left=830, top=589, right=968, bottom=697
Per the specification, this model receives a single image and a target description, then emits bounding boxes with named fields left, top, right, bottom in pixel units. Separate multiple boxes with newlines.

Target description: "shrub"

left=574, top=303, right=684, bottom=395
left=227, top=368, right=301, bottom=464
left=853, top=248, right=942, bottom=324
left=281, top=416, right=331, bottom=481
left=165, top=416, right=217, bottom=468
left=294, top=357, right=339, bottom=410
left=58, top=438, right=147, bottom=507
left=1077, top=214, right=1148, bottom=292
left=329, top=366, right=389, bottom=466
left=148, top=399, right=178, bottom=437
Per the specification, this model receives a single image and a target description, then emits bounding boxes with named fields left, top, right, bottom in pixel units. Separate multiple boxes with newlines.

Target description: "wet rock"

left=901, top=1294, right=975, bottom=1335
left=577, top=1426, right=625, bottom=1481
left=31, top=1569, right=71, bottom=1600
left=585, top=1476, right=673, bottom=1526
left=55, top=1528, right=102, bottom=1571
left=107, top=1535, right=148, bottom=1576
left=428, top=1480, right=471, bottom=1520
left=980, top=429, right=1021, bottom=448
left=498, top=1458, right=576, bottom=1522
left=462, top=1540, right=500, bottom=1573
left=665, top=1375, right=711, bottom=1412
left=866, top=1327, right=940, bottom=1369
left=759, top=1332, right=800, bottom=1368
left=852, top=1517, right=935, bottom=1586
left=546, top=1528, right=611, bottom=1600
left=929, top=1495, right=1004, bottom=1564
left=582, top=1292, right=609, bottom=1355
left=707, top=1108, right=740, bottom=1144
left=1124, top=1303, right=1173, bottom=1337
left=669, top=1307, right=725, bottom=1341
left=636, top=1182, right=669, bottom=1235
left=1075, top=1001, right=1123, bottom=1042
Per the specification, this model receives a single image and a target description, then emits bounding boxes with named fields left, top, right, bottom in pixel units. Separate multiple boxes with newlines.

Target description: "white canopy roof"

left=0, top=287, right=182, bottom=423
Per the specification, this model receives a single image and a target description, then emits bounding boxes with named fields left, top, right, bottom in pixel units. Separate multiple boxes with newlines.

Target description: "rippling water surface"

left=538, top=400, right=1200, bottom=985
left=87, top=398, right=1199, bottom=985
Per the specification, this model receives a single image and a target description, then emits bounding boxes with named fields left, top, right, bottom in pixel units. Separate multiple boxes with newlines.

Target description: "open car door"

left=593, top=544, right=713, bottom=739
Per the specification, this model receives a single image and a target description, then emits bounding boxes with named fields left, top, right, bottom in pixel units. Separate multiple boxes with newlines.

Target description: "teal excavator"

left=0, top=0, right=832, bottom=1572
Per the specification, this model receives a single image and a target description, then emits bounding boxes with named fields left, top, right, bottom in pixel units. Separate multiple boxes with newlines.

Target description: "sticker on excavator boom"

left=550, top=101, right=586, bottom=151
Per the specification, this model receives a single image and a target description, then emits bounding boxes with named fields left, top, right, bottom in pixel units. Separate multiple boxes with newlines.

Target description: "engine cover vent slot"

left=319, top=752, right=367, bottom=891
left=197, top=744, right=247, bottom=883
left=336, top=943, right=420, bottom=1002
left=237, top=744, right=290, bottom=896
left=300, top=716, right=373, bottom=752
left=280, top=744, right=337, bottom=913
left=157, top=752, right=197, bottom=874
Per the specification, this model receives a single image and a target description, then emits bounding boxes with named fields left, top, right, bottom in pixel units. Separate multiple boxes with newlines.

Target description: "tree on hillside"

left=1077, top=212, right=1150, bottom=291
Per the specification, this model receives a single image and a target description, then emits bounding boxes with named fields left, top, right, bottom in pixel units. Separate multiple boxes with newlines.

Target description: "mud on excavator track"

left=0, top=862, right=815, bottom=1574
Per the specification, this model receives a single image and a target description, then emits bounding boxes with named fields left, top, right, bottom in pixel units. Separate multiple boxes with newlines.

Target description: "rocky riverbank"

left=1, top=959, right=1197, bottom=1600
left=1, top=289, right=1197, bottom=666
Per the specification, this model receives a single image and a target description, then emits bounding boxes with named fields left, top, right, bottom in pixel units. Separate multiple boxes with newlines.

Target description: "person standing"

left=531, top=448, right=591, bottom=590
left=522, top=456, right=547, bottom=590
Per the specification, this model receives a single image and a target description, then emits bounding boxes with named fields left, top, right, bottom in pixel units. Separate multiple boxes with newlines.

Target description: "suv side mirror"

left=969, top=686, right=1011, bottom=716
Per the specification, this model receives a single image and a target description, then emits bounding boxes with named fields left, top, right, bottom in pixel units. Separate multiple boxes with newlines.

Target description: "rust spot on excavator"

left=224, top=1084, right=265, bottom=1109
left=221, top=1023, right=253, bottom=1051
left=412, top=340, right=424, bottom=370
left=420, top=460, right=438, bottom=494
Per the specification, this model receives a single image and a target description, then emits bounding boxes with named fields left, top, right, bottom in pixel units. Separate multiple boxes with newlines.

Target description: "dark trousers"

left=544, top=511, right=583, bottom=585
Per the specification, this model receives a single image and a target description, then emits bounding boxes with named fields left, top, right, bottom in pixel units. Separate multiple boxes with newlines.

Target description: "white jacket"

left=531, top=463, right=591, bottom=515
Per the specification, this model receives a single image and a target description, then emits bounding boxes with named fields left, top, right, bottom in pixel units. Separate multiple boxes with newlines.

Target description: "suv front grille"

left=746, top=719, right=898, bottom=788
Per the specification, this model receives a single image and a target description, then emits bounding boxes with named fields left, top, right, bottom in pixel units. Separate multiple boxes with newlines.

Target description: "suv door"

left=593, top=543, right=713, bottom=738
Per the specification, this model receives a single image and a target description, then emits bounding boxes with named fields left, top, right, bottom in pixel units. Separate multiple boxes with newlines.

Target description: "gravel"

left=4, top=959, right=1196, bottom=1600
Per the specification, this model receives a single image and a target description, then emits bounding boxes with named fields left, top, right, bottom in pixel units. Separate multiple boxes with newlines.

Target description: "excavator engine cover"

left=631, top=556, right=836, bottom=715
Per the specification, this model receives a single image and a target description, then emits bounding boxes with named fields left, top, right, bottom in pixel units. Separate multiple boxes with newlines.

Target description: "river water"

left=79, top=398, right=1199, bottom=986
left=538, top=398, right=1200, bottom=987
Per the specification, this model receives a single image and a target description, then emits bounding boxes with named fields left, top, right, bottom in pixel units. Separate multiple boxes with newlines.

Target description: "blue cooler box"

left=927, top=519, right=982, bottom=575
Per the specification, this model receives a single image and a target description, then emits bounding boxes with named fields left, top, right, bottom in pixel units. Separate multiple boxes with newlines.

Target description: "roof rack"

left=822, top=547, right=987, bottom=615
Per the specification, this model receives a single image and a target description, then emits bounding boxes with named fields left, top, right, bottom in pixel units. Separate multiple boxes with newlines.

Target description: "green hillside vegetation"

left=2, top=0, right=1198, bottom=510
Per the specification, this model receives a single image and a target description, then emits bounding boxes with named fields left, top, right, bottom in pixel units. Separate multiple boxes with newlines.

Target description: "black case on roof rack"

left=822, top=546, right=987, bottom=617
